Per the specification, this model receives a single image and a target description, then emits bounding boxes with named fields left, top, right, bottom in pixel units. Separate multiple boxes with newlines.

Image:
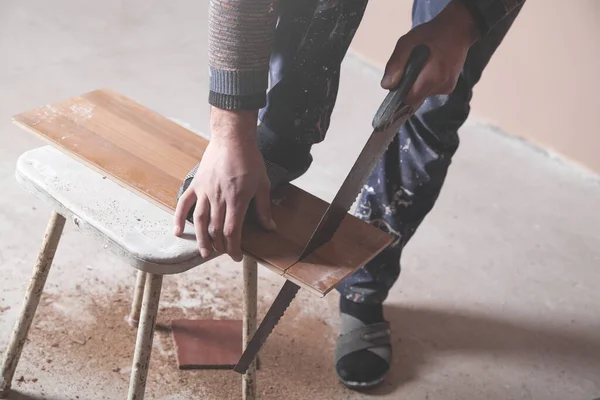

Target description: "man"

left=174, top=0, right=525, bottom=389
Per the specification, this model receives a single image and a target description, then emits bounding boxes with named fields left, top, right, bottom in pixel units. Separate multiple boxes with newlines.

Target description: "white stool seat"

left=15, top=145, right=209, bottom=274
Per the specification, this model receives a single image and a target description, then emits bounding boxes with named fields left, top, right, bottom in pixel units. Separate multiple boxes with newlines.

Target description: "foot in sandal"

left=335, top=297, right=392, bottom=390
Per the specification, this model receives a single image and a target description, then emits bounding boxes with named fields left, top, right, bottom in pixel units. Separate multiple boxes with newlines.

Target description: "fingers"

left=208, top=199, right=226, bottom=254
left=180, top=186, right=259, bottom=262
left=382, top=35, right=458, bottom=107
left=254, top=180, right=276, bottom=231
left=193, top=195, right=212, bottom=258
left=173, top=189, right=196, bottom=236
left=381, top=36, right=433, bottom=107
left=222, top=197, right=248, bottom=262
left=406, top=61, right=456, bottom=106
left=381, top=36, right=411, bottom=90
left=174, top=189, right=217, bottom=260
left=405, top=62, right=436, bottom=106
left=188, top=191, right=248, bottom=262
left=382, top=35, right=435, bottom=107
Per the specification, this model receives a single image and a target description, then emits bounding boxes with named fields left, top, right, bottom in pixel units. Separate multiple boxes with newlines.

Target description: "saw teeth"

left=233, top=280, right=300, bottom=374
left=257, top=283, right=298, bottom=336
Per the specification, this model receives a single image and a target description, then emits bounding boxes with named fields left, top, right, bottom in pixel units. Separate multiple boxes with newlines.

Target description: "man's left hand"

left=381, top=1, right=480, bottom=106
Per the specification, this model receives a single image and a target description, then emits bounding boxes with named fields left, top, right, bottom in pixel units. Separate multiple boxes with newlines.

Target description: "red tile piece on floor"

left=171, top=319, right=242, bottom=370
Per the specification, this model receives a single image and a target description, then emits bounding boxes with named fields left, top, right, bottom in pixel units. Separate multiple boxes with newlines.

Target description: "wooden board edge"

left=252, top=256, right=326, bottom=295
left=283, top=275, right=327, bottom=298
left=284, top=234, right=395, bottom=298
left=252, top=253, right=353, bottom=297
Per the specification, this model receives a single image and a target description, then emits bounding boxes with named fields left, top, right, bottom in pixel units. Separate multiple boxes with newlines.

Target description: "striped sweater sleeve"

left=208, top=0, right=279, bottom=110
left=456, top=0, right=525, bottom=35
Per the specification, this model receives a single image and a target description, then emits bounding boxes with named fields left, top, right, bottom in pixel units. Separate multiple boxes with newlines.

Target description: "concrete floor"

left=1, top=1, right=599, bottom=399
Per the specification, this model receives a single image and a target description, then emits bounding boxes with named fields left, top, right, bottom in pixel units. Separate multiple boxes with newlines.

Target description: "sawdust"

left=18, top=271, right=354, bottom=400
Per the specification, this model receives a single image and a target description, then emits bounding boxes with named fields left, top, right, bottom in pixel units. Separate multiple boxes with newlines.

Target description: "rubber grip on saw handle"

left=372, top=44, right=431, bottom=131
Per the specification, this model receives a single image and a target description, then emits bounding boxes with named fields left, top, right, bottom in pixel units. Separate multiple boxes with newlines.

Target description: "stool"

left=2, top=89, right=393, bottom=399
left=0, top=146, right=258, bottom=399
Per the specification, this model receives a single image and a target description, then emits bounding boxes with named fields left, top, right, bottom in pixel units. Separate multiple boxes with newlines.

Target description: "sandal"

left=335, top=316, right=392, bottom=389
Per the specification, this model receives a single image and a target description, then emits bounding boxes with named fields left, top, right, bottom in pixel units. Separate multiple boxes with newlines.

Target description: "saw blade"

left=233, top=279, right=300, bottom=374
left=297, top=123, right=404, bottom=260
left=233, top=46, right=431, bottom=375
left=298, top=44, right=431, bottom=261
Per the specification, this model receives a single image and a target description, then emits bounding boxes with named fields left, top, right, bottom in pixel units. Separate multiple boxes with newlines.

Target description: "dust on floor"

left=6, top=264, right=365, bottom=400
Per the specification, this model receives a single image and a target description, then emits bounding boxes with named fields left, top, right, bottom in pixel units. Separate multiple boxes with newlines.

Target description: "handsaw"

left=297, top=44, right=431, bottom=260
left=233, top=45, right=430, bottom=374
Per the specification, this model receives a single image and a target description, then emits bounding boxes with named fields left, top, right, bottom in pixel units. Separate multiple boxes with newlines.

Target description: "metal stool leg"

left=127, top=273, right=163, bottom=400
left=0, top=211, right=66, bottom=398
left=242, top=256, right=258, bottom=400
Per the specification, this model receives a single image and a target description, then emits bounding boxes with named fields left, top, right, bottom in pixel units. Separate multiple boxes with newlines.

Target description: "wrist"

left=439, top=1, right=481, bottom=47
left=210, top=107, right=258, bottom=144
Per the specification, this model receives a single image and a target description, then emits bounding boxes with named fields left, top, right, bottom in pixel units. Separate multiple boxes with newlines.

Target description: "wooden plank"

left=15, top=111, right=181, bottom=210
left=171, top=319, right=243, bottom=370
left=13, top=89, right=393, bottom=296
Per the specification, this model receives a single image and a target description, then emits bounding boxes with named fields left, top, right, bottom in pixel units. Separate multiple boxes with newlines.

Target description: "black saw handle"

left=372, top=44, right=431, bottom=131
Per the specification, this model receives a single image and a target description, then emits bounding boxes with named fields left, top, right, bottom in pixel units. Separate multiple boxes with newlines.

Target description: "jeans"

left=258, top=0, right=522, bottom=304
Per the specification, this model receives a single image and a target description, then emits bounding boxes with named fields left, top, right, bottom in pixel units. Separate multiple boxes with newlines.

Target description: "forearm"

left=208, top=0, right=278, bottom=111
left=455, top=0, right=525, bottom=36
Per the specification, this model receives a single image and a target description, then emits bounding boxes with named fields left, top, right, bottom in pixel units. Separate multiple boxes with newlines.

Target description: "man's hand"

left=173, top=108, right=275, bottom=262
left=381, top=1, right=480, bottom=106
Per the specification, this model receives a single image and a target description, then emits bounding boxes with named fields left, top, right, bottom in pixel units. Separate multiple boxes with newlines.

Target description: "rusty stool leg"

left=0, top=211, right=66, bottom=398
left=242, top=256, right=258, bottom=400
left=127, top=273, right=163, bottom=400
left=127, top=270, right=147, bottom=327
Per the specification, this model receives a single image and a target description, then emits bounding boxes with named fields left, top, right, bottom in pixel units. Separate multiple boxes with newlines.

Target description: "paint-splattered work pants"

left=257, top=0, right=522, bottom=304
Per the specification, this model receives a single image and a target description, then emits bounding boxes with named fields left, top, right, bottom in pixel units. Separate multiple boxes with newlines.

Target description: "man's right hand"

left=173, top=108, right=276, bottom=262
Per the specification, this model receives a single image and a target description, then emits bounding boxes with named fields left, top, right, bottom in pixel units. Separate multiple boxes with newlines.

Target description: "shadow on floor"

left=5, top=390, right=61, bottom=400
left=371, top=304, right=600, bottom=395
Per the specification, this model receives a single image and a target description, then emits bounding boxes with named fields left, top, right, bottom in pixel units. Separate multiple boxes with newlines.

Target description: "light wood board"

left=13, top=89, right=393, bottom=296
